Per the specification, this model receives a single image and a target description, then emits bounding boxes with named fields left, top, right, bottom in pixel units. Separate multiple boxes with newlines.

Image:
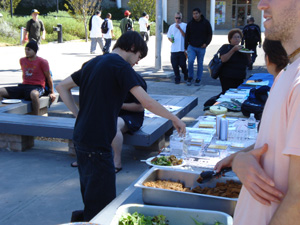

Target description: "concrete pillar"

left=155, top=0, right=163, bottom=71
left=210, top=0, right=215, bottom=31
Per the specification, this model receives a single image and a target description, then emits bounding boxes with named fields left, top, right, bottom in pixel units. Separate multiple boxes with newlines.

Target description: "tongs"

left=197, top=167, right=232, bottom=183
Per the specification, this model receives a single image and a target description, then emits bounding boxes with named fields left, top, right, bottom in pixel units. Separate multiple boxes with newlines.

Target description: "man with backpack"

left=242, top=17, right=262, bottom=70
left=89, top=10, right=104, bottom=54
left=0, top=41, right=56, bottom=115
left=22, top=9, right=46, bottom=45
left=102, top=13, right=114, bottom=54
left=120, top=10, right=134, bottom=34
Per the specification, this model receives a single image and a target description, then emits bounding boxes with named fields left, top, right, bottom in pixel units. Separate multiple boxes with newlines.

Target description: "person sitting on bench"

left=0, top=41, right=56, bottom=115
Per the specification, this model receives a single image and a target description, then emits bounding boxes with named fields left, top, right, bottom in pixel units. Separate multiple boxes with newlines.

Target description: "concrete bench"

left=0, top=94, right=197, bottom=153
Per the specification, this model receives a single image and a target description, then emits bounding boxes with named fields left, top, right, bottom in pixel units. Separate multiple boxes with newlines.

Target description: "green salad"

left=150, top=155, right=183, bottom=166
left=118, top=212, right=168, bottom=225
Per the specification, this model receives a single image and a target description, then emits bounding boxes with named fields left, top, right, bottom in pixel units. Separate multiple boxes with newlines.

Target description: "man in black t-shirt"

left=22, top=9, right=46, bottom=45
left=56, top=31, right=186, bottom=222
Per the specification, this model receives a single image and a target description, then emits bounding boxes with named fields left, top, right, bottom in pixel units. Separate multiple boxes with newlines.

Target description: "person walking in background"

left=56, top=31, right=185, bottom=222
left=185, top=8, right=212, bottom=86
left=138, top=12, right=149, bottom=43
left=242, top=16, right=262, bottom=70
left=90, top=10, right=104, bottom=54
left=167, top=12, right=188, bottom=84
left=219, top=29, right=251, bottom=94
left=120, top=10, right=134, bottom=34
left=0, top=41, right=56, bottom=115
left=22, top=9, right=46, bottom=45
left=102, top=13, right=114, bottom=54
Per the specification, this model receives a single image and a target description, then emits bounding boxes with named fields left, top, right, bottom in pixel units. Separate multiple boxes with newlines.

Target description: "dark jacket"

left=184, top=15, right=213, bottom=50
left=242, top=23, right=261, bottom=45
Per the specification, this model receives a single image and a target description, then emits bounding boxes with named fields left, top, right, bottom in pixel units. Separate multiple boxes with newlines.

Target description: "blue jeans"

left=103, top=38, right=112, bottom=53
left=171, top=52, right=188, bottom=82
left=74, top=142, right=116, bottom=221
left=90, top=37, right=104, bottom=53
left=187, top=45, right=206, bottom=80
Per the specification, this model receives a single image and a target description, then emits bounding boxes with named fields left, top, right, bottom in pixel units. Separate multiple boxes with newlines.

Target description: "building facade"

left=117, top=0, right=263, bottom=31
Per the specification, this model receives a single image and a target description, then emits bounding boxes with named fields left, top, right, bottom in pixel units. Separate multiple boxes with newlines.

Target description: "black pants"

left=219, top=76, right=244, bottom=94
left=171, top=52, right=188, bottom=82
left=140, top=32, right=149, bottom=42
left=245, top=41, right=258, bottom=63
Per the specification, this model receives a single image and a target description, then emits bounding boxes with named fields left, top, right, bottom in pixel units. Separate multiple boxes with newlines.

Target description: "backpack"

left=101, top=19, right=109, bottom=34
left=125, top=19, right=132, bottom=31
left=88, top=16, right=93, bottom=31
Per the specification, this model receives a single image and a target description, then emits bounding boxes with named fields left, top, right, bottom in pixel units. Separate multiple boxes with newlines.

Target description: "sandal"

left=115, top=167, right=122, bottom=173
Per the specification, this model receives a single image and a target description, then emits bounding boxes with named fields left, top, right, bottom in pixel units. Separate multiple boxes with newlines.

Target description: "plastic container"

left=169, top=131, right=190, bottom=157
left=247, top=113, right=257, bottom=139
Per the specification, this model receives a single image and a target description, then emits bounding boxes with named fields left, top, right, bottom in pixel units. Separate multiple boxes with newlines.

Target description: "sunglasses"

left=175, top=17, right=181, bottom=19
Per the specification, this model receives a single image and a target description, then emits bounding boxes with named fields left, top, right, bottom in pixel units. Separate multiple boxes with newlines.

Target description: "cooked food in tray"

left=143, top=179, right=241, bottom=198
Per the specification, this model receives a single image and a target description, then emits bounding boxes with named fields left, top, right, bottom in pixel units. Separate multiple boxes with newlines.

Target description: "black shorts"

left=5, top=84, right=45, bottom=100
left=120, top=114, right=144, bottom=134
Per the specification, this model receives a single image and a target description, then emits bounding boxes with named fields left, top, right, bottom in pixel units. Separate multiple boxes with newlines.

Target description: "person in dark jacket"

left=219, top=29, right=251, bottom=94
left=185, top=8, right=212, bottom=86
left=242, top=17, right=262, bottom=70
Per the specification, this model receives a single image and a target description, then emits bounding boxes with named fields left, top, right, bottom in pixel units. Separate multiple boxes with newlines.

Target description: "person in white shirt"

left=167, top=12, right=188, bottom=84
left=103, top=13, right=114, bottom=54
left=138, top=12, right=149, bottom=43
left=90, top=10, right=104, bottom=54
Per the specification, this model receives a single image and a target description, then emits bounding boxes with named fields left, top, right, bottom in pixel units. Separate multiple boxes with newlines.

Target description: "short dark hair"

left=113, top=31, right=148, bottom=59
left=142, top=12, right=147, bottom=17
left=263, top=39, right=289, bottom=73
left=193, top=8, right=201, bottom=13
left=228, top=28, right=243, bottom=43
left=95, top=10, right=101, bottom=15
left=248, top=16, right=255, bottom=23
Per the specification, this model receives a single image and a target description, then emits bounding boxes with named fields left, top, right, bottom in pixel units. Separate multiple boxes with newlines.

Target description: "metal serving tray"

left=110, top=204, right=233, bottom=225
left=134, top=167, right=240, bottom=216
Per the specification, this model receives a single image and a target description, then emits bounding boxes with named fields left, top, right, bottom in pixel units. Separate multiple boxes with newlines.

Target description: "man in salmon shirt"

left=0, top=41, right=56, bottom=115
left=214, top=0, right=300, bottom=224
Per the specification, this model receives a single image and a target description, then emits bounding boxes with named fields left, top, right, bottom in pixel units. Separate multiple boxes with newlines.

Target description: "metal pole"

left=155, top=0, right=163, bottom=70
left=57, top=0, right=59, bottom=13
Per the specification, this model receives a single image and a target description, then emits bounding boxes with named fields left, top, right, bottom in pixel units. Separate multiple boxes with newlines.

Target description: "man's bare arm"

left=269, top=155, right=300, bottom=225
left=44, top=71, right=56, bottom=102
left=130, top=86, right=186, bottom=134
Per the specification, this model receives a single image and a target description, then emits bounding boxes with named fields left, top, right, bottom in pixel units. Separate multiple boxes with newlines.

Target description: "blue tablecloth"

left=238, top=73, right=274, bottom=89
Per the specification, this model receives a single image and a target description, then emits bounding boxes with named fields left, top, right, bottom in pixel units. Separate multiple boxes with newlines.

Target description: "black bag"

left=241, top=86, right=270, bottom=120
left=101, top=19, right=109, bottom=34
left=88, top=16, right=93, bottom=31
left=125, top=19, right=132, bottom=31
left=208, top=49, right=222, bottom=79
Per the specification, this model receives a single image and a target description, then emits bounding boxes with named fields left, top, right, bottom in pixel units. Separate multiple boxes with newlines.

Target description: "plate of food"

left=1, top=99, right=22, bottom=104
left=145, top=155, right=186, bottom=168
left=239, top=48, right=254, bottom=53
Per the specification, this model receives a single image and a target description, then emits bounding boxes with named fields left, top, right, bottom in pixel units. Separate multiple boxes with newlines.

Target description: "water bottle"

left=171, top=34, right=174, bottom=43
left=247, top=113, right=257, bottom=139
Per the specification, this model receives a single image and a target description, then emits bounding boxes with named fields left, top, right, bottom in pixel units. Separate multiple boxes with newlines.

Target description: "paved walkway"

left=0, top=31, right=268, bottom=225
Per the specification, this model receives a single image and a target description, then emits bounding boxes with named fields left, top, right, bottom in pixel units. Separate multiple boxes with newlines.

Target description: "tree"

left=128, top=0, right=155, bottom=21
left=64, top=0, right=101, bottom=42
left=0, top=0, right=21, bottom=13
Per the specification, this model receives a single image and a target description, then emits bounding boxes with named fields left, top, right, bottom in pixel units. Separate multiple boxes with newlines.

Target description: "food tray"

left=134, top=167, right=239, bottom=216
left=110, top=204, right=233, bottom=225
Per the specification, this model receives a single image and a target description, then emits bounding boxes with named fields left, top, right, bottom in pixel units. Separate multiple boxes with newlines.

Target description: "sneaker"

left=90, top=51, right=95, bottom=54
left=195, top=79, right=201, bottom=86
left=175, top=80, right=180, bottom=84
left=186, top=78, right=192, bottom=86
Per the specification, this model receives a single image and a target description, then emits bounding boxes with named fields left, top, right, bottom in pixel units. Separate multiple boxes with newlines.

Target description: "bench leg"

left=135, top=134, right=166, bottom=151
left=0, top=134, right=34, bottom=151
